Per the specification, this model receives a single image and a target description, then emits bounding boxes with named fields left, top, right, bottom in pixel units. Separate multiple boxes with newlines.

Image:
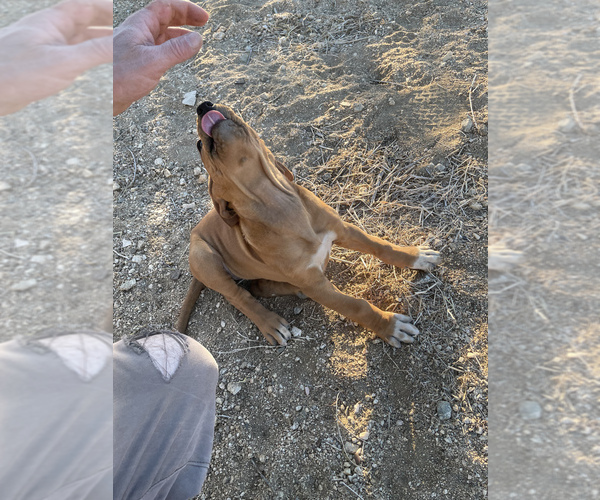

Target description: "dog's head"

left=196, top=101, right=294, bottom=226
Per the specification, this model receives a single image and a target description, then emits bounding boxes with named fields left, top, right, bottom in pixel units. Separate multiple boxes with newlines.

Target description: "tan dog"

left=176, top=102, right=440, bottom=347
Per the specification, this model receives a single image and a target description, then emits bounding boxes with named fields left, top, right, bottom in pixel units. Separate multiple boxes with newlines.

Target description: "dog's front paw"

left=258, top=313, right=292, bottom=346
left=382, top=314, right=420, bottom=348
left=411, top=246, right=440, bottom=271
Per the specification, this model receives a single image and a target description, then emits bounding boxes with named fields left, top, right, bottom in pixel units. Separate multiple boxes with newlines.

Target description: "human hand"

left=113, top=0, right=209, bottom=116
left=0, top=0, right=113, bottom=116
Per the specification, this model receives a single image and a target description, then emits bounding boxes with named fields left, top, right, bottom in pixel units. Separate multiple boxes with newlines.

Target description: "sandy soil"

left=489, top=0, right=600, bottom=498
left=0, top=0, right=112, bottom=341
left=113, top=1, right=488, bottom=499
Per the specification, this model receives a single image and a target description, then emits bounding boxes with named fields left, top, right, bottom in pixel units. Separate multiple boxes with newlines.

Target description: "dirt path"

left=114, top=1, right=488, bottom=498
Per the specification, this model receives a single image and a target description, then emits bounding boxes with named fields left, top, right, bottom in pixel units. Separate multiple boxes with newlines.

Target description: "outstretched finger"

left=143, top=0, right=209, bottom=39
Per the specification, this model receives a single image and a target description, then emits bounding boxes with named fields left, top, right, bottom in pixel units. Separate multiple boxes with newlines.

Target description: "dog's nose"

left=197, top=101, right=215, bottom=117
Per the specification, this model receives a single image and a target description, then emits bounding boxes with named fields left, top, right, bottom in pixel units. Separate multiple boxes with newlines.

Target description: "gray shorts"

left=0, top=328, right=218, bottom=500
left=114, top=329, right=218, bottom=500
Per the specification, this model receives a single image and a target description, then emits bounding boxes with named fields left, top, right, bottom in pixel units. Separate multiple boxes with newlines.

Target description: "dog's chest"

left=307, top=231, right=336, bottom=271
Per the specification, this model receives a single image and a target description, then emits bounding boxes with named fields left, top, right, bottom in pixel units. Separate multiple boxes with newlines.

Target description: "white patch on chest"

left=308, top=230, right=336, bottom=271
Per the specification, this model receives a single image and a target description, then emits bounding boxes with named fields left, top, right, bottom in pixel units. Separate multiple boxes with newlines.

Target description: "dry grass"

left=548, top=324, right=600, bottom=466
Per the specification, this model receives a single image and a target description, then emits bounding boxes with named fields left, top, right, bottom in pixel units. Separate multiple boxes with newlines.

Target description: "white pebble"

left=182, top=91, right=197, bottom=106
left=10, top=279, right=37, bottom=291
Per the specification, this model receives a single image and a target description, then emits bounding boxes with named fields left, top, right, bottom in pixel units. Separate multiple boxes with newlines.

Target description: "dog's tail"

left=176, top=277, right=206, bottom=333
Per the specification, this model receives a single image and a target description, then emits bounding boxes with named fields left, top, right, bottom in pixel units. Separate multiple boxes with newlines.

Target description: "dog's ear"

left=208, top=177, right=239, bottom=227
left=275, top=159, right=294, bottom=181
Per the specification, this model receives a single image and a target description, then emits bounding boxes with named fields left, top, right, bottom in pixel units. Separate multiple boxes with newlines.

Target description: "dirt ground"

left=113, top=1, right=488, bottom=498
left=0, top=0, right=112, bottom=342
left=489, top=0, right=600, bottom=498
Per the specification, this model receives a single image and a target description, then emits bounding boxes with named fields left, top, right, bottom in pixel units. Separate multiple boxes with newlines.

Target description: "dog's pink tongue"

left=201, top=110, right=226, bottom=137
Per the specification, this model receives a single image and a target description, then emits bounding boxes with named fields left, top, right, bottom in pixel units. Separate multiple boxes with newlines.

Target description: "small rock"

left=296, top=405, right=303, bottom=411
left=66, top=157, right=80, bottom=166
left=442, top=51, right=453, bottom=62
left=154, top=158, right=164, bottom=166
left=435, top=163, right=446, bottom=173
left=353, top=103, right=364, bottom=112
left=31, top=255, right=51, bottom=264
left=197, top=174, right=208, bottom=184
left=170, top=269, right=181, bottom=280
left=14, top=238, right=29, bottom=248
left=182, top=203, right=196, bottom=210
left=227, top=382, right=242, bottom=395
left=10, top=279, right=37, bottom=291
left=182, top=91, right=197, bottom=106
left=344, top=442, right=360, bottom=454
left=119, top=279, right=137, bottom=291
left=163, top=169, right=172, bottom=178
left=343, top=468, right=352, bottom=476
left=469, top=202, right=483, bottom=210
left=358, top=430, right=370, bottom=441
left=388, top=98, right=396, bottom=106
left=437, top=401, right=452, bottom=420
left=122, top=239, right=132, bottom=248
left=213, top=31, right=225, bottom=41
left=558, top=117, right=577, bottom=133
left=461, top=117, right=474, bottom=133
left=113, top=181, right=121, bottom=191
left=193, top=167, right=203, bottom=176
left=340, top=101, right=352, bottom=108
left=131, top=255, right=144, bottom=264
left=519, top=400, right=542, bottom=420
left=0, top=181, right=12, bottom=191
left=291, top=326, right=302, bottom=337
left=293, top=306, right=303, bottom=315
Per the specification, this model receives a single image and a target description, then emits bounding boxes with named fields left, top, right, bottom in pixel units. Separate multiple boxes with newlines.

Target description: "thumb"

left=153, top=32, right=203, bottom=73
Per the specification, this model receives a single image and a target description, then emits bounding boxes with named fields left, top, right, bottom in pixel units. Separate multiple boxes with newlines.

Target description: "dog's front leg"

left=336, top=222, right=440, bottom=271
left=299, top=272, right=420, bottom=347
left=190, top=238, right=292, bottom=345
